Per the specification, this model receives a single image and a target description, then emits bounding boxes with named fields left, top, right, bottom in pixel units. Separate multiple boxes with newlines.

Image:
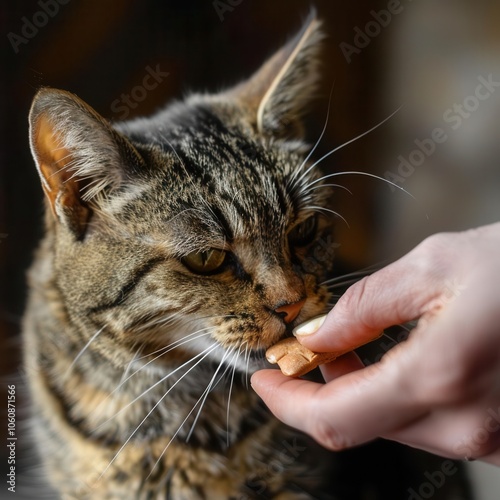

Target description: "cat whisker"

left=134, top=310, right=185, bottom=334
left=321, top=262, right=387, bottom=287
left=123, top=330, right=213, bottom=382
left=325, top=278, right=365, bottom=290
left=145, top=369, right=225, bottom=480
left=304, top=205, right=349, bottom=228
left=288, top=82, right=335, bottom=187
left=322, top=271, right=370, bottom=286
left=98, top=343, right=219, bottom=481
left=148, top=348, right=236, bottom=479
left=89, top=328, right=215, bottom=419
left=92, top=342, right=218, bottom=434
left=135, top=326, right=213, bottom=361
left=185, top=347, right=235, bottom=443
left=300, top=105, right=403, bottom=185
left=305, top=182, right=352, bottom=195
left=226, top=342, right=246, bottom=447
left=95, top=314, right=235, bottom=418
left=305, top=170, right=416, bottom=200
left=288, top=105, right=403, bottom=207
left=119, top=347, right=144, bottom=387
left=64, top=326, right=105, bottom=380
left=244, top=343, right=251, bottom=390
left=131, top=312, right=235, bottom=362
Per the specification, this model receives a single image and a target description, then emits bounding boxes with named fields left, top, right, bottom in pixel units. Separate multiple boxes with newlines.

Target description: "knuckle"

left=311, top=419, right=348, bottom=451
left=413, top=232, right=454, bottom=278
left=418, top=232, right=451, bottom=253
left=336, top=276, right=366, bottom=313
left=458, top=418, right=500, bottom=459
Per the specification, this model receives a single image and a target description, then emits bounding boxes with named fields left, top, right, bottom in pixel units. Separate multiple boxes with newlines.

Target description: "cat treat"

left=266, top=337, right=340, bottom=377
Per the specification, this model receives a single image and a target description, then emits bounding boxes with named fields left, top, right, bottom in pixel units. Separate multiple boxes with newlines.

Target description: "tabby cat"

left=23, top=13, right=472, bottom=500
left=24, top=14, right=337, bottom=499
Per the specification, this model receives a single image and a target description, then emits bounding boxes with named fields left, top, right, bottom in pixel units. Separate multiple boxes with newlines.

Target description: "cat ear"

left=229, top=11, right=323, bottom=137
left=29, top=88, right=142, bottom=238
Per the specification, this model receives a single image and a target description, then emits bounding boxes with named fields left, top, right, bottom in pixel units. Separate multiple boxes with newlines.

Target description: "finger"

left=251, top=369, right=325, bottom=434
left=297, top=244, right=447, bottom=353
left=252, top=352, right=427, bottom=451
left=386, top=406, right=500, bottom=461
left=319, top=351, right=364, bottom=383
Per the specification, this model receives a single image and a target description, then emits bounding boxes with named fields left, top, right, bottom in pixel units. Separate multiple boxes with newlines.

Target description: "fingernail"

left=293, top=314, right=327, bottom=336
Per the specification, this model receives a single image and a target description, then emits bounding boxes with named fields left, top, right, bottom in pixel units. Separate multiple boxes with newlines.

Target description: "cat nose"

left=274, top=298, right=306, bottom=324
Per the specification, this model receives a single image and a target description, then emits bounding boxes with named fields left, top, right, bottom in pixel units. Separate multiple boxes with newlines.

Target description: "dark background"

left=2, top=1, right=477, bottom=498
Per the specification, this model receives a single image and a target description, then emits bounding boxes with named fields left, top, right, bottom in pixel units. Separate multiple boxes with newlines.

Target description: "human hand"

left=252, top=223, right=500, bottom=465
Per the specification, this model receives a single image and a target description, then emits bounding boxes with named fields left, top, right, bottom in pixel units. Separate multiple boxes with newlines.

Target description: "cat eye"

left=182, top=249, right=227, bottom=274
left=288, top=215, right=318, bottom=247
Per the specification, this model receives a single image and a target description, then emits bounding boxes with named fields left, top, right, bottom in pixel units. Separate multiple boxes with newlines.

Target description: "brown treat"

left=266, top=337, right=341, bottom=378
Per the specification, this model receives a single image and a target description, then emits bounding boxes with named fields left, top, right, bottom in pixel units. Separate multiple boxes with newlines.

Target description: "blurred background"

left=2, top=0, right=500, bottom=498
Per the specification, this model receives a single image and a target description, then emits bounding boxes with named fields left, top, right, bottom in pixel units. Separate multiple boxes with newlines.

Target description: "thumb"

left=296, top=249, right=444, bottom=353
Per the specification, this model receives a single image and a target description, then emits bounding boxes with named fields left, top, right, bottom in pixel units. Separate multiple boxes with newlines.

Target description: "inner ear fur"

left=226, top=11, right=324, bottom=138
left=29, top=88, right=142, bottom=238
left=31, top=111, right=90, bottom=233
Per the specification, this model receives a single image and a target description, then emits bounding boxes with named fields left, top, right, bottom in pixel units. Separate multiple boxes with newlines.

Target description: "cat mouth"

left=247, top=326, right=296, bottom=363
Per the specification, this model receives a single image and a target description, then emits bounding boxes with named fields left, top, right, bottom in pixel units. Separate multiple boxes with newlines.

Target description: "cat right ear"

left=29, top=88, right=143, bottom=238
left=227, top=11, right=324, bottom=138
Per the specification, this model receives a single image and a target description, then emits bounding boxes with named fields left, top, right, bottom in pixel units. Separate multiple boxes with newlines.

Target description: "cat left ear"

left=29, top=88, right=143, bottom=238
left=228, top=11, right=324, bottom=137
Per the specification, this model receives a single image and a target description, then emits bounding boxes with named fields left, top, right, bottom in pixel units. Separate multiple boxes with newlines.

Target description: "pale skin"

left=252, top=222, right=500, bottom=466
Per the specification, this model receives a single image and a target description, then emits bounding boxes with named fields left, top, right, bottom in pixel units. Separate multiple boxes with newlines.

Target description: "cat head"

left=28, top=14, right=334, bottom=372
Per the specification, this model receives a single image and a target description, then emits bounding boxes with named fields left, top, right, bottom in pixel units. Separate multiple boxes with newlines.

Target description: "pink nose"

left=274, top=299, right=306, bottom=324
